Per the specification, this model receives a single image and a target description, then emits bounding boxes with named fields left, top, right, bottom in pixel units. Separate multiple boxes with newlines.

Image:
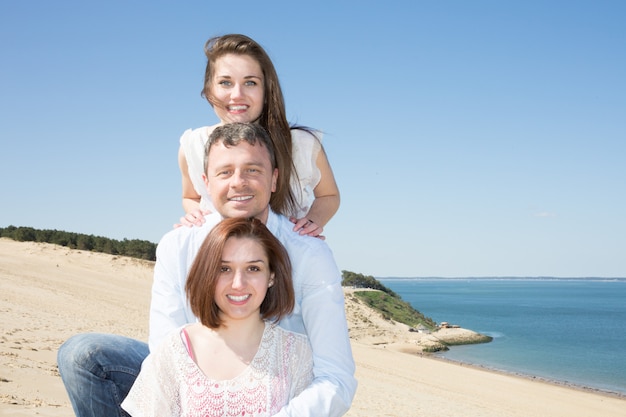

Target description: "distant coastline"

left=382, top=278, right=626, bottom=397
left=430, top=353, right=626, bottom=400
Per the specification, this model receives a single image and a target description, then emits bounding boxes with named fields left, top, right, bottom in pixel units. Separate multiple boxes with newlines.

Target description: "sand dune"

left=1, top=238, right=624, bottom=416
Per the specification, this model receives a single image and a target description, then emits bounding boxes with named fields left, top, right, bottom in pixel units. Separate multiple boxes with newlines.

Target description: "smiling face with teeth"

left=214, top=236, right=273, bottom=323
left=204, top=137, right=278, bottom=223
left=209, top=53, right=265, bottom=125
left=186, top=216, right=295, bottom=329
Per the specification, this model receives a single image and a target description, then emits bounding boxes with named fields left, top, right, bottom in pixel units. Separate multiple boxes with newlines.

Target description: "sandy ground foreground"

left=1, top=238, right=625, bottom=417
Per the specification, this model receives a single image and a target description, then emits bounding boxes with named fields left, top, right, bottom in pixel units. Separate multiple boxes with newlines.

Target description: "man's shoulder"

left=157, top=214, right=221, bottom=251
left=270, top=214, right=331, bottom=255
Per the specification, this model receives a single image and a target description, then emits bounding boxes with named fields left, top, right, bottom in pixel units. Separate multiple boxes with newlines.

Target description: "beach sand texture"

left=1, top=238, right=625, bottom=417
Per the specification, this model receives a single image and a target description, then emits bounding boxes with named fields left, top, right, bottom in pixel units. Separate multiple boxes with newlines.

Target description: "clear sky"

left=1, top=1, right=625, bottom=278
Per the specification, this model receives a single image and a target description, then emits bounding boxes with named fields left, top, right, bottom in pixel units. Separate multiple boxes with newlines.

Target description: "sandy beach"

left=1, top=237, right=625, bottom=417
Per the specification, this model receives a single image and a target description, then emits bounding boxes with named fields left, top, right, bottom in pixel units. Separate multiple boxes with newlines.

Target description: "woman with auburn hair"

left=122, top=217, right=313, bottom=416
left=177, top=34, right=339, bottom=238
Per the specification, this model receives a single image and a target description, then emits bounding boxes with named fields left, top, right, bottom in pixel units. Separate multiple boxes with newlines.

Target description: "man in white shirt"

left=58, top=122, right=357, bottom=416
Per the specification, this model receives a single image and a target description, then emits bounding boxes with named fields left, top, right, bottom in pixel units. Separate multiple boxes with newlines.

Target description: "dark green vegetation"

left=342, top=270, right=399, bottom=296
left=342, top=270, right=438, bottom=330
left=0, top=225, right=156, bottom=261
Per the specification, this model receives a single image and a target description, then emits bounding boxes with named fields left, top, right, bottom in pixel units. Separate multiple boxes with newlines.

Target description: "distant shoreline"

left=381, top=277, right=626, bottom=398
left=428, top=353, right=626, bottom=399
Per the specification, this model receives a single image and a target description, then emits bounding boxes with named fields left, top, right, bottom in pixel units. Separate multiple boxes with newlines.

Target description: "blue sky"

left=1, top=1, right=625, bottom=277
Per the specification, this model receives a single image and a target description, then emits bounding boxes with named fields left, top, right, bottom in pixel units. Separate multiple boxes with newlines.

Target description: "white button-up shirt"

left=149, top=210, right=357, bottom=416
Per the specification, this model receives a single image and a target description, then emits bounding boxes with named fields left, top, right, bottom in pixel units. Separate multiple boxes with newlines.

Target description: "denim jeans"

left=57, top=333, right=149, bottom=417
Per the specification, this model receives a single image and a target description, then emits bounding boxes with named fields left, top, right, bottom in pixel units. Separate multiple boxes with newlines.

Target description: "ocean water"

left=380, top=278, right=626, bottom=396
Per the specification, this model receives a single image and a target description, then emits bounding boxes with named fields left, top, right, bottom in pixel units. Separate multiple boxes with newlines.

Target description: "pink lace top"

left=122, top=323, right=313, bottom=417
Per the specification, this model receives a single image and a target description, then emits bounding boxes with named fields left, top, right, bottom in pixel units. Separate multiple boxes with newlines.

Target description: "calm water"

left=380, top=278, right=626, bottom=396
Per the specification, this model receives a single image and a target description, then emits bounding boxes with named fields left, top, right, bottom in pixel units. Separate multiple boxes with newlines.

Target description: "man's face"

left=204, top=140, right=278, bottom=223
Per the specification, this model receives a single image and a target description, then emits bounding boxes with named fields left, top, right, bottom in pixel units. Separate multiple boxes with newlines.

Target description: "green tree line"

left=341, top=270, right=398, bottom=297
left=0, top=225, right=156, bottom=261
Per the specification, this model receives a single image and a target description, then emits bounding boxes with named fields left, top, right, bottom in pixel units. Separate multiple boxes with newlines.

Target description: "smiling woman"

left=122, top=217, right=313, bottom=416
left=176, top=34, right=340, bottom=238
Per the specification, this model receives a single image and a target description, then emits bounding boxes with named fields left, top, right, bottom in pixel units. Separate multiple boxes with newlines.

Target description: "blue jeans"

left=57, top=333, right=149, bottom=417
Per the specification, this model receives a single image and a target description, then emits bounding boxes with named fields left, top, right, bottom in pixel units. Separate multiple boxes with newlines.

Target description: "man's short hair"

left=203, top=123, right=277, bottom=174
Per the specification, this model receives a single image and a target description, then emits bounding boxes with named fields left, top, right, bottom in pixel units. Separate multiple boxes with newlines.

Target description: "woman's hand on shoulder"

left=174, top=209, right=212, bottom=229
left=290, top=217, right=325, bottom=240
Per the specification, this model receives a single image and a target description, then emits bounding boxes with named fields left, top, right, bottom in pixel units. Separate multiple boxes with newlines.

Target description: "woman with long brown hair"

left=178, top=34, right=340, bottom=238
